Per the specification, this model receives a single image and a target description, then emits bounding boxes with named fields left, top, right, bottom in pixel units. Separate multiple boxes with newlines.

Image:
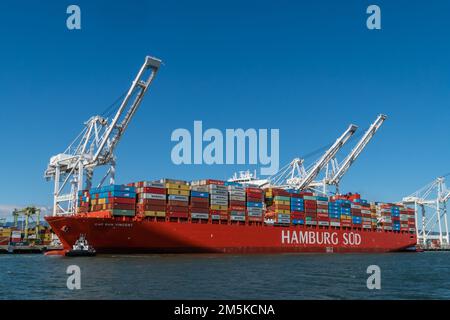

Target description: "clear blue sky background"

left=0, top=0, right=449, bottom=217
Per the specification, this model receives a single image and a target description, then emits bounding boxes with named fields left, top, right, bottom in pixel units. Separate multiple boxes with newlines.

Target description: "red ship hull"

left=46, top=215, right=417, bottom=254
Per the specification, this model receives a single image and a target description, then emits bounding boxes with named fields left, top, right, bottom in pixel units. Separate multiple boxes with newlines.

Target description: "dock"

left=0, top=244, right=63, bottom=254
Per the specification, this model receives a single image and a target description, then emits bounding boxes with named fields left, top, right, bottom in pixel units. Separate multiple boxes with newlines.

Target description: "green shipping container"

left=111, top=209, right=135, bottom=217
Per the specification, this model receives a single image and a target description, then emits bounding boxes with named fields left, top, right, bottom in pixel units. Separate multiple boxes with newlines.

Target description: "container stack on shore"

left=89, top=185, right=136, bottom=216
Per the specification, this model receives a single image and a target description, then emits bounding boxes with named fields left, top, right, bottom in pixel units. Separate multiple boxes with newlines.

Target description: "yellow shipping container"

left=274, top=200, right=290, bottom=205
left=167, top=189, right=190, bottom=196
left=98, top=198, right=107, bottom=205
left=144, top=211, right=166, bottom=217
left=165, top=183, right=190, bottom=191
left=210, top=204, right=228, bottom=211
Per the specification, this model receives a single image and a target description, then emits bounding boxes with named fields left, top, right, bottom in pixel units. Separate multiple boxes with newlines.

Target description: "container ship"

left=45, top=179, right=417, bottom=254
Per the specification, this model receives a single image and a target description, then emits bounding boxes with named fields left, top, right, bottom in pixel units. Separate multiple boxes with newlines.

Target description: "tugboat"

left=65, top=234, right=96, bottom=257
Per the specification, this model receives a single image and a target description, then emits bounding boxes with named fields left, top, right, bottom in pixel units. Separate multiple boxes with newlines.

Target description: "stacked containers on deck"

left=370, top=203, right=378, bottom=229
left=351, top=201, right=362, bottom=227
left=163, top=179, right=190, bottom=219
left=226, top=182, right=248, bottom=222
left=266, top=188, right=290, bottom=225
left=90, top=185, right=136, bottom=216
left=303, top=193, right=317, bottom=226
left=407, top=207, right=416, bottom=232
left=290, top=191, right=305, bottom=225
left=134, top=181, right=166, bottom=217
left=191, top=180, right=229, bottom=221
left=399, top=206, right=410, bottom=231
left=378, top=204, right=393, bottom=230
left=189, top=188, right=210, bottom=220
left=316, top=196, right=329, bottom=226
left=246, top=187, right=264, bottom=223
left=328, top=199, right=341, bottom=227
left=336, top=199, right=352, bottom=227
left=356, top=199, right=372, bottom=229
left=391, top=205, right=401, bottom=231
left=77, top=190, right=90, bottom=213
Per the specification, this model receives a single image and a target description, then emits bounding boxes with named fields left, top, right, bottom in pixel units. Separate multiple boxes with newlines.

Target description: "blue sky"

left=0, top=1, right=449, bottom=217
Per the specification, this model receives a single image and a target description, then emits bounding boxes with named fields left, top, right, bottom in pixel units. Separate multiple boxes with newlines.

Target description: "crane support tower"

left=45, top=56, right=162, bottom=215
left=402, top=176, right=450, bottom=249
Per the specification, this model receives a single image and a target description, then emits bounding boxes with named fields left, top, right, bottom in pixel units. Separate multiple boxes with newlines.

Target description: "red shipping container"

left=167, top=206, right=189, bottom=213
left=247, top=193, right=263, bottom=200
left=248, top=216, right=263, bottom=222
left=289, top=193, right=303, bottom=198
left=190, top=202, right=209, bottom=209
left=140, top=187, right=166, bottom=194
left=167, top=212, right=189, bottom=218
left=246, top=187, right=263, bottom=194
left=229, top=205, right=246, bottom=211
left=206, top=179, right=224, bottom=185
left=137, top=204, right=166, bottom=212
left=168, top=200, right=189, bottom=207
left=137, top=199, right=166, bottom=206
left=189, top=207, right=209, bottom=213
left=229, top=200, right=245, bottom=206
left=291, top=210, right=305, bottom=214
left=109, top=197, right=136, bottom=204
left=271, top=189, right=290, bottom=197
left=317, top=204, right=328, bottom=210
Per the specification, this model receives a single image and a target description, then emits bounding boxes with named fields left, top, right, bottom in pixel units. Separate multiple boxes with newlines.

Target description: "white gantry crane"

left=402, top=176, right=450, bottom=248
left=309, top=114, right=386, bottom=194
left=230, top=115, right=386, bottom=195
left=45, top=56, right=162, bottom=215
left=231, top=123, right=358, bottom=190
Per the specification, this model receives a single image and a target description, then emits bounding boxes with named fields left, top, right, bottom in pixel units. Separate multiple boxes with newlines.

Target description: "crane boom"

left=93, top=56, right=161, bottom=163
left=328, top=114, right=386, bottom=185
left=45, top=56, right=161, bottom=215
left=291, top=124, right=357, bottom=190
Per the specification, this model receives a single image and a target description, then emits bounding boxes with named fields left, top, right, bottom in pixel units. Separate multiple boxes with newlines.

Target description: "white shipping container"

left=191, top=213, right=209, bottom=219
left=317, top=200, right=328, bottom=206
left=247, top=211, right=263, bottom=217
left=208, top=184, right=227, bottom=191
left=246, top=207, right=263, bottom=213
left=191, top=185, right=209, bottom=192
left=230, top=215, right=246, bottom=221
left=142, top=181, right=165, bottom=188
left=210, top=189, right=228, bottom=196
left=140, top=193, right=166, bottom=200
left=229, top=196, right=246, bottom=201
left=227, top=185, right=245, bottom=191
left=330, top=221, right=341, bottom=227
left=210, top=194, right=228, bottom=201
left=210, top=199, right=228, bottom=205
left=318, top=221, right=329, bottom=226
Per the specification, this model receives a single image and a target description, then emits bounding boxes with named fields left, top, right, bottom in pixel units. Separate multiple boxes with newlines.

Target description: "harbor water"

left=1, top=252, right=450, bottom=299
